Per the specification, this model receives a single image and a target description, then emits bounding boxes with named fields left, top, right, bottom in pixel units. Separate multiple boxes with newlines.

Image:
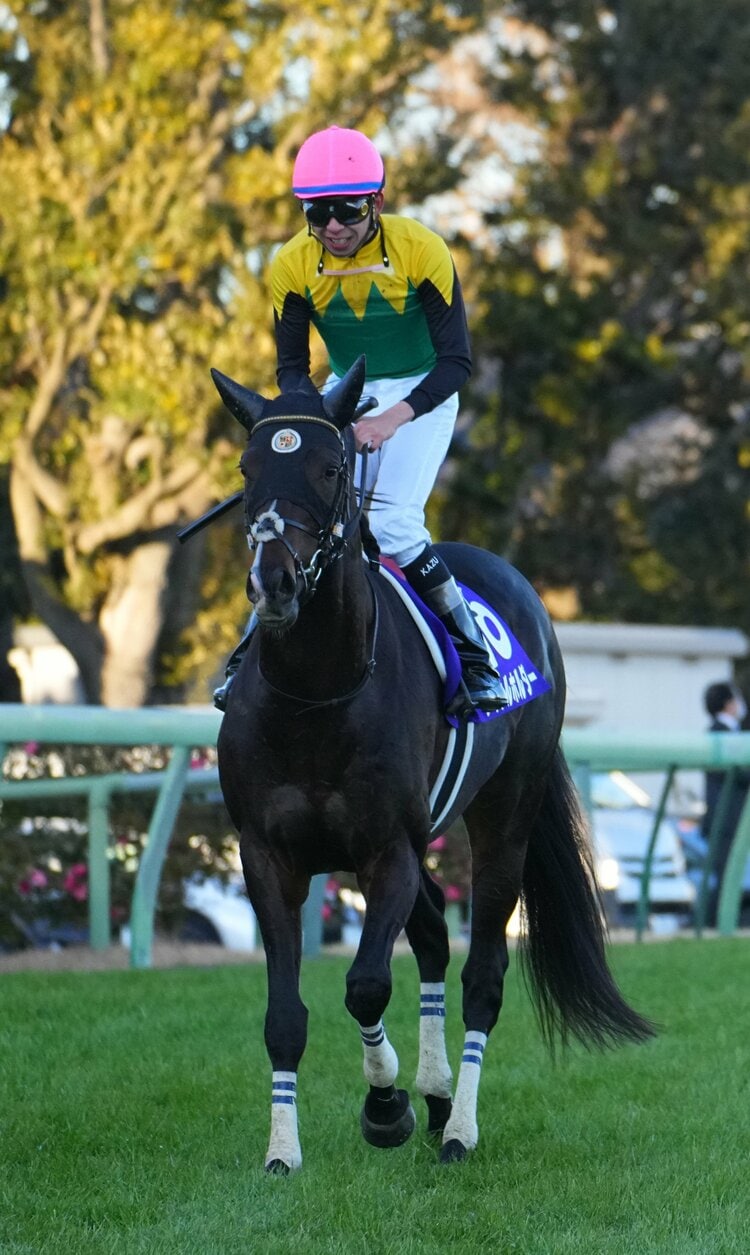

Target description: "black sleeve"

left=402, top=265, right=472, bottom=418
left=274, top=291, right=313, bottom=393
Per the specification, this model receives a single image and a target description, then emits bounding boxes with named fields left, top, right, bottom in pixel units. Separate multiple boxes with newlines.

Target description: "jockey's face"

left=308, top=191, right=384, bottom=258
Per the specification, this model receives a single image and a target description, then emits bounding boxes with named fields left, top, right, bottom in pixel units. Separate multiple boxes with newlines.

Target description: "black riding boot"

left=213, top=614, right=257, bottom=712
left=401, top=546, right=507, bottom=719
left=432, top=597, right=508, bottom=717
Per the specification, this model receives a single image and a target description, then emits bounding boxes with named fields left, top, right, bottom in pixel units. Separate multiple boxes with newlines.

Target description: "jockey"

left=214, top=126, right=505, bottom=718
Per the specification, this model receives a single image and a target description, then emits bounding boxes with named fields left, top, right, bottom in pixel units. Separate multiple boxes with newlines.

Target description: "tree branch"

left=13, top=440, right=68, bottom=520
left=75, top=460, right=204, bottom=553
left=25, top=329, right=69, bottom=439
left=89, top=0, right=110, bottom=78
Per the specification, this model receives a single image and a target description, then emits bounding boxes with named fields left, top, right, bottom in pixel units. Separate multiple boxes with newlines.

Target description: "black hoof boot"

left=440, top=1138, right=468, bottom=1164
left=265, top=1159, right=291, bottom=1176
left=425, top=1094, right=453, bottom=1136
left=360, top=1087, right=416, bottom=1148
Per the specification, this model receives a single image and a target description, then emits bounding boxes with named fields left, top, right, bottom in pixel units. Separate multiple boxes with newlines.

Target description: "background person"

left=215, top=126, right=505, bottom=717
left=701, top=680, right=750, bottom=926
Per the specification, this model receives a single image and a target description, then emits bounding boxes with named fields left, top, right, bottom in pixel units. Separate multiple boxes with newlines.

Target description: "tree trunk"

left=99, top=540, right=175, bottom=708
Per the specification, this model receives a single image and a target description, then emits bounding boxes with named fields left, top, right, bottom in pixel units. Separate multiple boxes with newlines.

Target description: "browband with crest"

left=250, top=415, right=343, bottom=439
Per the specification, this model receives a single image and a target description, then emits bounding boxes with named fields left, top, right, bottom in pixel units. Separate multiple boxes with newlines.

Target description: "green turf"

left=1, top=939, right=748, bottom=1254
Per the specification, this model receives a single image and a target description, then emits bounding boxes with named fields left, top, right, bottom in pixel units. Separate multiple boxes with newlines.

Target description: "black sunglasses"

left=301, top=196, right=373, bottom=228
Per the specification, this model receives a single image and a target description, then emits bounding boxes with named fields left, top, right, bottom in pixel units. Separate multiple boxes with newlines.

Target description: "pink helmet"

left=292, top=126, right=385, bottom=199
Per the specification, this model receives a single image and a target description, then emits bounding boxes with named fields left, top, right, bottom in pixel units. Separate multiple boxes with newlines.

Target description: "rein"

left=256, top=577, right=379, bottom=714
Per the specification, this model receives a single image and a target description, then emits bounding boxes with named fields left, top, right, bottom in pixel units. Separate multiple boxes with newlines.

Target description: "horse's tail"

left=519, top=746, right=656, bottom=1050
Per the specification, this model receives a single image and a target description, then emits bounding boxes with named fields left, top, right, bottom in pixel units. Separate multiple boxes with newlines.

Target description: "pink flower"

left=444, top=884, right=462, bottom=903
left=429, top=835, right=446, bottom=851
left=64, top=863, right=88, bottom=901
left=18, top=867, right=48, bottom=895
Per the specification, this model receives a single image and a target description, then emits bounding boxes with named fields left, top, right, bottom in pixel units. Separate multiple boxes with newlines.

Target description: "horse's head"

left=211, top=356, right=367, bottom=631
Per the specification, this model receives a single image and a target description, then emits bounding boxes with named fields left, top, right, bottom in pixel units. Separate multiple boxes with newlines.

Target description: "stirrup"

left=213, top=675, right=235, bottom=712
left=445, top=675, right=508, bottom=720
left=212, top=613, right=258, bottom=711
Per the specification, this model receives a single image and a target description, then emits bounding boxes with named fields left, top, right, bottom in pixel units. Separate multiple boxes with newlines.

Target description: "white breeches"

left=326, top=372, right=459, bottom=568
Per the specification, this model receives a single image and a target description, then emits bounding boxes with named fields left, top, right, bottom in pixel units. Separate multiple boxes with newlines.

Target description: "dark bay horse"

left=213, top=356, right=654, bottom=1173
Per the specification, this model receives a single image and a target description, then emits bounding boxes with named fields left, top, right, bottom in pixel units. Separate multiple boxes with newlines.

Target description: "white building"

left=557, top=622, right=748, bottom=735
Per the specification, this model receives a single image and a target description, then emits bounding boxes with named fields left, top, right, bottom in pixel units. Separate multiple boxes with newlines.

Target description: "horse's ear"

left=322, top=355, right=366, bottom=430
left=210, top=368, right=266, bottom=432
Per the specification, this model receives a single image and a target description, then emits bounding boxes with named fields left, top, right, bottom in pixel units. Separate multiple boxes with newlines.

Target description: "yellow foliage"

left=534, top=377, right=577, bottom=427
left=575, top=338, right=603, bottom=363
left=629, top=552, right=679, bottom=595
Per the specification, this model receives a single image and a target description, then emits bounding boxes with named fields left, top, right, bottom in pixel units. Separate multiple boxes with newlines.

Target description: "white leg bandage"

left=360, top=1021, right=399, bottom=1087
left=442, top=1031, right=487, bottom=1151
left=416, top=982, right=453, bottom=1099
left=266, top=1071, right=302, bottom=1171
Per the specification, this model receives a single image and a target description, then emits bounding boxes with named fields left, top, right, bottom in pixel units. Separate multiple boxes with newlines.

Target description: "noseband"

left=246, top=416, right=370, bottom=604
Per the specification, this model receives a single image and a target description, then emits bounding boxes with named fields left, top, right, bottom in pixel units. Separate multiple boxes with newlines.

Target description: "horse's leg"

left=440, top=789, right=530, bottom=1164
left=404, top=866, right=453, bottom=1135
left=240, top=839, right=308, bottom=1174
left=346, top=841, right=421, bottom=1148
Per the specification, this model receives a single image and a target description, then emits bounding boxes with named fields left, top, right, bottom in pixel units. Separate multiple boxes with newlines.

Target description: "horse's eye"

left=324, top=465, right=339, bottom=480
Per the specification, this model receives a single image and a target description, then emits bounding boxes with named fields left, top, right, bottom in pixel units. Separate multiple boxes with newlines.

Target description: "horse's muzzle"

left=248, top=567, right=300, bottom=632
left=255, top=597, right=299, bottom=632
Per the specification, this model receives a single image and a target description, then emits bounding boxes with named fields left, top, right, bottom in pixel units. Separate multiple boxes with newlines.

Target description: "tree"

left=0, top=467, right=26, bottom=699
left=1, top=0, right=484, bottom=705
left=439, top=1, right=750, bottom=630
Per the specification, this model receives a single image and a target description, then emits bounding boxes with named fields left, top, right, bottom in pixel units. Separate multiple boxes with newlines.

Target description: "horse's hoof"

left=440, top=1138, right=468, bottom=1164
left=425, top=1094, right=452, bottom=1136
left=360, top=1088, right=416, bottom=1148
left=265, top=1159, right=291, bottom=1175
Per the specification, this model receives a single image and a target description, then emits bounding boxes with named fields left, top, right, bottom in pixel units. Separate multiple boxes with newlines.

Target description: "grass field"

left=1, top=938, right=748, bottom=1254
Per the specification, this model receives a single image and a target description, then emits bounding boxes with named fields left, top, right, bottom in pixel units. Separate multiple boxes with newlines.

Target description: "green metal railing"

left=1, top=706, right=749, bottom=968
left=0, top=702, right=330, bottom=967
left=0, top=704, right=222, bottom=967
left=0, top=758, right=220, bottom=954
left=563, top=730, right=750, bottom=939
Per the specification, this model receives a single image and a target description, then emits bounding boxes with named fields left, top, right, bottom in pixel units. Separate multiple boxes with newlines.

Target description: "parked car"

left=180, top=875, right=257, bottom=949
left=182, top=875, right=365, bottom=949
left=589, top=771, right=697, bottom=930
left=676, top=821, right=750, bottom=928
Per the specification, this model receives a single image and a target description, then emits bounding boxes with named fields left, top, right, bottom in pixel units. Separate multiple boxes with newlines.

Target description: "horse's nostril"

left=265, top=565, right=296, bottom=600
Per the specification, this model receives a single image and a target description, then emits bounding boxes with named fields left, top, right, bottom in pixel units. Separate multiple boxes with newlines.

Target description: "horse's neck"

left=259, top=551, right=372, bottom=700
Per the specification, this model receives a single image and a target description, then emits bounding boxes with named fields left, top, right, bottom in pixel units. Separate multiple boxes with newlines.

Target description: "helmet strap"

left=313, top=214, right=389, bottom=274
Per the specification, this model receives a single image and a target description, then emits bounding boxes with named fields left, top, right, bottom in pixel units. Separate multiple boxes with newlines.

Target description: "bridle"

left=246, top=416, right=371, bottom=606
left=245, top=415, right=379, bottom=712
